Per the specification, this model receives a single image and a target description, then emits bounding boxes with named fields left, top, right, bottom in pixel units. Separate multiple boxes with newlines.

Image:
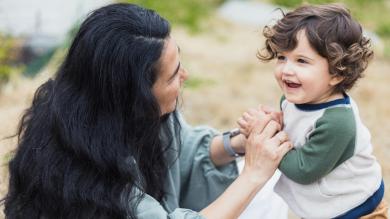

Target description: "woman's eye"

left=277, top=55, right=286, bottom=61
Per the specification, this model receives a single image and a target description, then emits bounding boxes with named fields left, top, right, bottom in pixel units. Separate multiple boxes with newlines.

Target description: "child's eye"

left=277, top=55, right=286, bottom=61
left=297, top=58, right=308, bottom=64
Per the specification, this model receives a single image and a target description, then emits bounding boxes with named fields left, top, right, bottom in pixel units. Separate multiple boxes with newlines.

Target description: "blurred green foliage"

left=377, top=23, right=390, bottom=37
left=0, top=33, right=20, bottom=86
left=272, top=0, right=371, bottom=8
left=120, top=0, right=226, bottom=32
left=1, top=151, right=14, bottom=166
left=270, top=0, right=390, bottom=58
left=184, top=76, right=215, bottom=89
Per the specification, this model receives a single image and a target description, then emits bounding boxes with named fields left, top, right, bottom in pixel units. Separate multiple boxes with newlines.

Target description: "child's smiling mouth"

left=283, top=79, right=302, bottom=88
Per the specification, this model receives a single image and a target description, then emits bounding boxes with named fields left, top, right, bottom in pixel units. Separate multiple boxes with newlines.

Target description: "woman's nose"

left=180, top=67, right=189, bottom=81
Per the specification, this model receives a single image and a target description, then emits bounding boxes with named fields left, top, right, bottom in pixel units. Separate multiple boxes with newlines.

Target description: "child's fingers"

left=260, top=105, right=272, bottom=113
left=237, top=118, right=250, bottom=137
left=237, top=117, right=248, bottom=128
left=246, top=108, right=258, bottom=116
left=242, top=112, right=253, bottom=122
left=246, top=107, right=267, bottom=120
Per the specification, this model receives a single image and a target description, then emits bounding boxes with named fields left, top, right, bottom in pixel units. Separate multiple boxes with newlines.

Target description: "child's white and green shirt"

left=275, top=95, right=382, bottom=219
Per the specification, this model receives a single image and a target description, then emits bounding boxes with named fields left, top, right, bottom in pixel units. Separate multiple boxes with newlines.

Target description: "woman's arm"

left=209, top=133, right=246, bottom=166
left=201, top=113, right=292, bottom=219
left=135, top=112, right=291, bottom=219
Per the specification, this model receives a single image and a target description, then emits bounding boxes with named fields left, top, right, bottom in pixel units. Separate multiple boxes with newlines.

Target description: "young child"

left=238, top=4, right=387, bottom=219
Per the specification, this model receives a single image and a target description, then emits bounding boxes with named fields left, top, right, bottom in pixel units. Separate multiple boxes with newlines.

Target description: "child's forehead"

left=278, top=30, right=319, bottom=54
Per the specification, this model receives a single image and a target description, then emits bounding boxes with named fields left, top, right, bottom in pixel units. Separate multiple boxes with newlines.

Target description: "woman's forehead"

left=157, top=37, right=180, bottom=80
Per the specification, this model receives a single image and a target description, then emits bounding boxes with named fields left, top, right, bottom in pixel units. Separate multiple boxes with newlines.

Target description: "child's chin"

left=285, top=96, right=305, bottom=104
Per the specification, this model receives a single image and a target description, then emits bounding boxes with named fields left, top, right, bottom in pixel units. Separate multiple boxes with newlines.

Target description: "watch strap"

left=223, top=129, right=244, bottom=157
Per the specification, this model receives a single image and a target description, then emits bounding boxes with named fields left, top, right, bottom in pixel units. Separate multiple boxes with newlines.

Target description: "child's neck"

left=322, top=92, right=344, bottom=103
left=305, top=92, right=345, bottom=105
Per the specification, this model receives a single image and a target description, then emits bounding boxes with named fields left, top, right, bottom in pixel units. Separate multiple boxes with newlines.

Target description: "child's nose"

left=281, top=61, right=295, bottom=75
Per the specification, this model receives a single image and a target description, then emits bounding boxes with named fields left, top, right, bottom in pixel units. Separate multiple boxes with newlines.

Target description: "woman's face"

left=152, top=37, right=188, bottom=115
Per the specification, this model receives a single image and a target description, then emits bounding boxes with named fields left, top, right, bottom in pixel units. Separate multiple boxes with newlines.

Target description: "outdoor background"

left=0, top=0, right=389, bottom=218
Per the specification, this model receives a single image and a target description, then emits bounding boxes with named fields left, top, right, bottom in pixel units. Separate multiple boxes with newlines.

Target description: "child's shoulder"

left=317, top=106, right=355, bottom=132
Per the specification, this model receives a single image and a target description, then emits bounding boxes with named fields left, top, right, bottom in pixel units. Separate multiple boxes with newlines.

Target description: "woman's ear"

left=329, top=75, right=344, bottom=86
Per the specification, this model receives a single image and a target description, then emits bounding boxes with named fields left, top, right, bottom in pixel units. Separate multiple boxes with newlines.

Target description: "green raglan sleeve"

left=279, top=107, right=356, bottom=185
left=178, top=115, right=239, bottom=211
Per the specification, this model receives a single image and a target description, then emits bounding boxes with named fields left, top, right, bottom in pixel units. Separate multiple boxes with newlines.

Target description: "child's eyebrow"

left=297, top=54, right=314, bottom=61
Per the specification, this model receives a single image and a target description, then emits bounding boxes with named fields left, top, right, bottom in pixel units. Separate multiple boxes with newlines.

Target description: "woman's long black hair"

left=3, top=3, right=180, bottom=218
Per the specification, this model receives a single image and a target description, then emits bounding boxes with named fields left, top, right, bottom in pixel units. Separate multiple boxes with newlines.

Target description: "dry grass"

left=0, top=18, right=389, bottom=218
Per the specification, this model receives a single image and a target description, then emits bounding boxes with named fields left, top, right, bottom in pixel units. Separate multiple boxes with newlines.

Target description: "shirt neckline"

left=295, top=94, right=350, bottom=111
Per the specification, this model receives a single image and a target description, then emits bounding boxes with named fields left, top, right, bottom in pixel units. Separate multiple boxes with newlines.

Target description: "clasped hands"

left=236, top=105, right=292, bottom=181
left=238, top=105, right=289, bottom=144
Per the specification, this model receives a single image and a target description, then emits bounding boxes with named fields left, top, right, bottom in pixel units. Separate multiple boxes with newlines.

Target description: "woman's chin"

left=160, top=105, right=177, bottom=116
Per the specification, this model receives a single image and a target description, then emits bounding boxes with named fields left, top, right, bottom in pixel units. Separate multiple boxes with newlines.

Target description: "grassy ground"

left=0, top=16, right=389, bottom=218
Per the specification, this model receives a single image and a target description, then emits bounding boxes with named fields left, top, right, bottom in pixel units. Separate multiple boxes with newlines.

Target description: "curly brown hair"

left=258, top=3, right=373, bottom=93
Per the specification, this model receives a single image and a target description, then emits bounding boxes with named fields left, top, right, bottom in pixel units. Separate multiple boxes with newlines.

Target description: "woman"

left=3, top=3, right=291, bottom=219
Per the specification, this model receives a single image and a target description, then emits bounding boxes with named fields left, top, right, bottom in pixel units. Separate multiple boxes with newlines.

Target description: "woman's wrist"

left=209, top=131, right=247, bottom=166
left=230, top=134, right=246, bottom=155
left=239, top=167, right=268, bottom=190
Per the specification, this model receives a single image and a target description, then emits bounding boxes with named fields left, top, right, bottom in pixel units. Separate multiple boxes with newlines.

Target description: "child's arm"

left=279, top=107, right=356, bottom=185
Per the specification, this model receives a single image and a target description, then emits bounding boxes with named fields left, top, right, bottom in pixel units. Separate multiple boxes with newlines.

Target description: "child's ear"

left=329, top=75, right=344, bottom=86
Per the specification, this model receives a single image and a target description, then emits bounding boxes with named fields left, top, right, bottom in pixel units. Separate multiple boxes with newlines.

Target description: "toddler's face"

left=274, top=30, right=343, bottom=104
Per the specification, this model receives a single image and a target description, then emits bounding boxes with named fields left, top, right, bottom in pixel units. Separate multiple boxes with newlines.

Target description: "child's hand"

left=237, top=105, right=283, bottom=138
left=237, top=108, right=257, bottom=138
left=260, top=105, right=284, bottom=127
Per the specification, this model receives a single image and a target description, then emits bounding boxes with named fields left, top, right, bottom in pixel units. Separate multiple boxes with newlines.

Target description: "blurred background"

left=0, top=0, right=389, bottom=218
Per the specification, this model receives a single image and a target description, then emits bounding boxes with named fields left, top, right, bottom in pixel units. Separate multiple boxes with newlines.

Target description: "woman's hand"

left=201, top=110, right=291, bottom=219
left=241, top=109, right=291, bottom=184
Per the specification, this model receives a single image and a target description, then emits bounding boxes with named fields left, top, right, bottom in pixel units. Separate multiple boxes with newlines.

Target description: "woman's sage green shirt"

left=135, top=114, right=239, bottom=218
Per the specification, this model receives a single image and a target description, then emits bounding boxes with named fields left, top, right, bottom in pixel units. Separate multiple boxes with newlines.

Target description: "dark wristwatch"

left=222, top=128, right=244, bottom=157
